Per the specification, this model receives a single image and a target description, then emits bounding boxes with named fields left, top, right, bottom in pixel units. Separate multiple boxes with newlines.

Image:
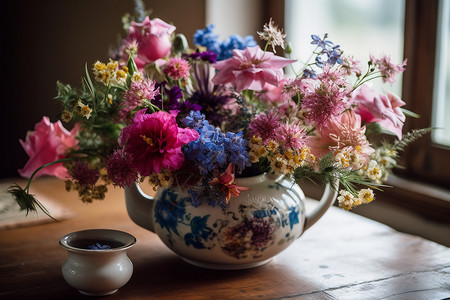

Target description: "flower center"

left=141, top=134, right=154, bottom=147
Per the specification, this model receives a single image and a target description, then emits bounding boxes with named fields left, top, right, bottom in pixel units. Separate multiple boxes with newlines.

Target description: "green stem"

left=24, top=157, right=77, bottom=193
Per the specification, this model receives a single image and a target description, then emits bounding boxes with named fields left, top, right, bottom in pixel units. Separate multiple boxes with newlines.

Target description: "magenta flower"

left=106, top=149, right=139, bottom=188
left=212, top=46, right=296, bottom=92
left=352, top=85, right=406, bottom=139
left=163, top=58, right=191, bottom=81
left=370, top=54, right=407, bottom=84
left=118, top=109, right=199, bottom=175
left=19, top=117, right=79, bottom=179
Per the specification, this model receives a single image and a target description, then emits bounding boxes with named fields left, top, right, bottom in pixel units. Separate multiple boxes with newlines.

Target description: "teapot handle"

left=124, top=183, right=155, bottom=232
left=303, top=178, right=339, bottom=231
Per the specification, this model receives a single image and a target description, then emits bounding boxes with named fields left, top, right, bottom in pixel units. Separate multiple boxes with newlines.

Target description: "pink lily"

left=212, top=46, right=296, bottom=92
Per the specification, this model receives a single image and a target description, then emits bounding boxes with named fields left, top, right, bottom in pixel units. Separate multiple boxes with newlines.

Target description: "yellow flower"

left=61, top=110, right=73, bottom=122
left=358, top=189, right=374, bottom=204
left=94, top=61, right=106, bottom=71
left=77, top=99, right=92, bottom=119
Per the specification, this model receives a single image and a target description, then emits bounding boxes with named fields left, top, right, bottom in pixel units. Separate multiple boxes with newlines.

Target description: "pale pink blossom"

left=352, top=85, right=406, bottom=139
left=282, top=77, right=306, bottom=99
left=19, top=117, right=79, bottom=179
left=119, top=78, right=160, bottom=121
left=370, top=54, right=407, bottom=84
left=275, top=123, right=308, bottom=149
left=340, top=55, right=361, bottom=76
left=212, top=46, right=296, bottom=92
left=258, top=80, right=290, bottom=104
left=309, top=110, right=374, bottom=160
left=125, top=17, right=176, bottom=69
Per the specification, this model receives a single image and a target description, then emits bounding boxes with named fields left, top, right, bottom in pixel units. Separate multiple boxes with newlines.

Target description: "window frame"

left=400, top=0, right=450, bottom=188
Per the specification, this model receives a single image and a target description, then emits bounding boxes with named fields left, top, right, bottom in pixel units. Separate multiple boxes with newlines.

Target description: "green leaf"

left=401, top=108, right=420, bottom=118
left=84, top=63, right=96, bottom=98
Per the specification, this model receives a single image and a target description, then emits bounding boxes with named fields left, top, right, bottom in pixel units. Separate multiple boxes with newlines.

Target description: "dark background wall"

left=0, top=0, right=206, bottom=179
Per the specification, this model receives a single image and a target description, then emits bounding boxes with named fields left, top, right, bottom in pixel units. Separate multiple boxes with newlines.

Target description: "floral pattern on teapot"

left=154, top=183, right=303, bottom=260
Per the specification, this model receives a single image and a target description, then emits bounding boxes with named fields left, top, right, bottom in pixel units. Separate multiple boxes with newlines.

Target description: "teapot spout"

left=124, top=183, right=156, bottom=232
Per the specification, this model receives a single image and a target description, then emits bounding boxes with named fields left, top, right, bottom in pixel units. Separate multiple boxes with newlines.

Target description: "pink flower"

left=162, top=57, right=191, bottom=80
left=119, top=78, right=160, bottom=121
left=248, top=111, right=280, bottom=144
left=125, top=17, right=176, bottom=68
left=340, top=55, right=361, bottom=76
left=301, top=78, right=348, bottom=126
left=309, top=110, right=374, bottom=159
left=352, top=85, right=406, bottom=139
left=118, top=109, right=199, bottom=175
left=18, top=117, right=79, bottom=179
left=258, top=80, right=290, bottom=104
left=212, top=46, right=296, bottom=92
left=370, top=54, right=407, bottom=84
left=209, top=164, right=250, bottom=203
left=275, top=123, right=308, bottom=149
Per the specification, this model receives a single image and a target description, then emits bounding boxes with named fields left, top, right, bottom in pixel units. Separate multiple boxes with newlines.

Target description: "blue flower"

left=311, top=34, right=342, bottom=68
left=181, top=110, right=208, bottom=130
left=194, top=24, right=220, bottom=53
left=223, top=131, right=252, bottom=172
left=311, top=34, right=333, bottom=49
left=88, top=243, right=111, bottom=250
left=217, top=35, right=257, bottom=61
left=154, top=189, right=186, bottom=236
left=303, top=68, right=317, bottom=78
left=194, top=24, right=257, bottom=61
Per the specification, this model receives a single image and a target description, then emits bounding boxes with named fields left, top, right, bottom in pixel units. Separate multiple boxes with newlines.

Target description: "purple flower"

left=70, top=160, right=100, bottom=186
left=188, top=50, right=218, bottom=64
left=106, top=149, right=139, bottom=188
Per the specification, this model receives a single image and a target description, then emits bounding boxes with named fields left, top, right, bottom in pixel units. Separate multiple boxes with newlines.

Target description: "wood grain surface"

left=0, top=177, right=449, bottom=300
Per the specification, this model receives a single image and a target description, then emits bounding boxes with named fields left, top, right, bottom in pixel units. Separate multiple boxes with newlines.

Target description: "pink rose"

left=126, top=17, right=176, bottom=68
left=352, top=85, right=406, bottom=139
left=18, top=117, right=79, bottom=179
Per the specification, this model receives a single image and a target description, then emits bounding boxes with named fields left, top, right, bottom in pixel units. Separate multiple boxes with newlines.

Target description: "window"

left=402, top=0, right=450, bottom=187
left=432, top=0, right=450, bottom=146
left=285, top=0, right=405, bottom=96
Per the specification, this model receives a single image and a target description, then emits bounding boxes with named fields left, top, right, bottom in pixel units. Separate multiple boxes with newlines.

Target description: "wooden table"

left=1, top=177, right=449, bottom=300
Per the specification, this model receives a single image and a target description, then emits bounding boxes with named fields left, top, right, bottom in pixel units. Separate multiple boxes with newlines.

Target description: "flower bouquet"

left=9, top=8, right=429, bottom=219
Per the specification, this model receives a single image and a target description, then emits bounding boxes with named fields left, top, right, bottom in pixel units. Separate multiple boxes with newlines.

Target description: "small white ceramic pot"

left=59, top=229, right=136, bottom=296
